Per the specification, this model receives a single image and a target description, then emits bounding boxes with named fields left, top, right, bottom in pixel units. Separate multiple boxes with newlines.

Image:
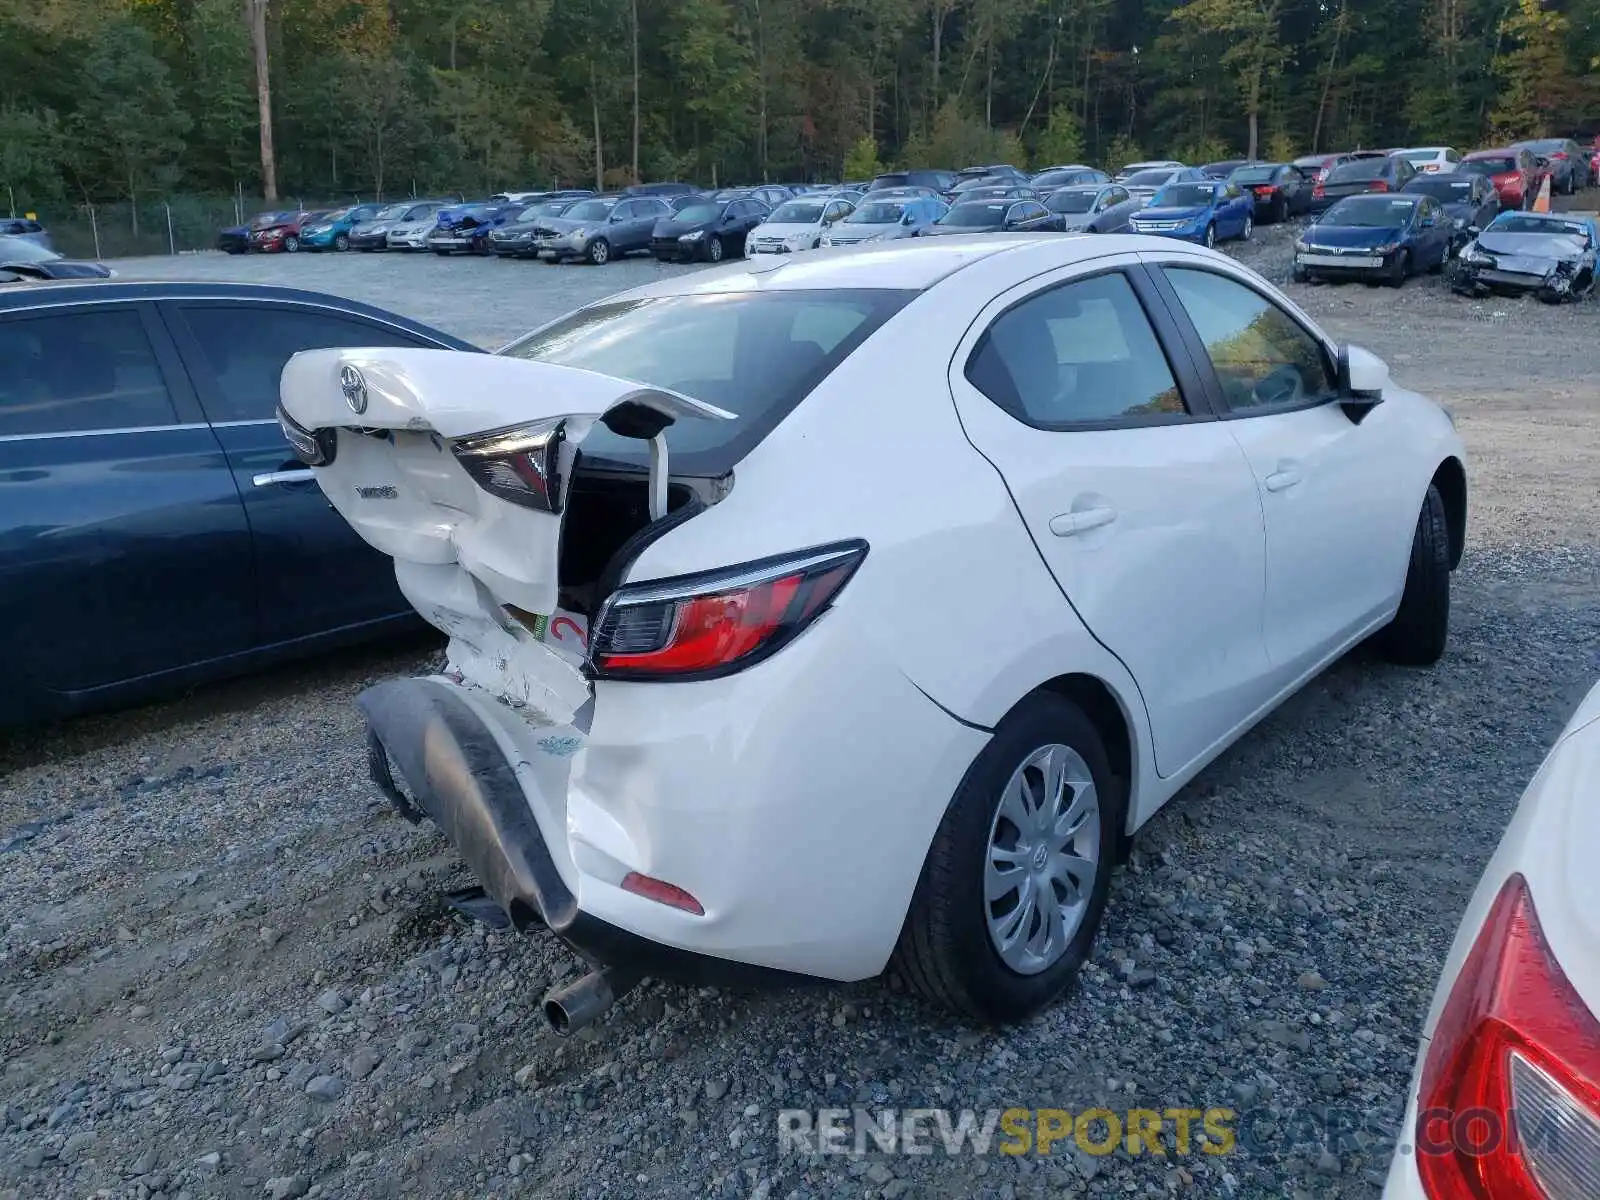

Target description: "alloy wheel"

left=983, top=743, right=1101, bottom=976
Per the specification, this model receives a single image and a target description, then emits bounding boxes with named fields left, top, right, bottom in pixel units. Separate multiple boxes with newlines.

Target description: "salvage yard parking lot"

left=2, top=227, right=1597, bottom=1200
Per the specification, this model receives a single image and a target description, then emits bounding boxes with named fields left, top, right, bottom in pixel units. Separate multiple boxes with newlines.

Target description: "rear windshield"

left=1232, top=166, right=1281, bottom=184
left=1047, top=190, right=1097, bottom=213
left=870, top=174, right=909, bottom=190
left=1404, top=177, right=1477, bottom=201
left=1124, top=169, right=1178, bottom=188
left=1153, top=183, right=1217, bottom=207
left=1463, top=157, right=1515, bottom=175
left=498, top=289, right=915, bottom=474
left=1033, top=169, right=1092, bottom=189
left=1398, top=150, right=1442, bottom=164
left=1327, top=159, right=1386, bottom=183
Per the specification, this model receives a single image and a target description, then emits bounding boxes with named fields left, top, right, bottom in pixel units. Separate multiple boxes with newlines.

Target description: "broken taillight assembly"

left=589, top=541, right=867, bottom=680
left=277, top=403, right=338, bottom=467
left=449, top=419, right=567, bottom=513
left=1415, top=872, right=1600, bottom=1200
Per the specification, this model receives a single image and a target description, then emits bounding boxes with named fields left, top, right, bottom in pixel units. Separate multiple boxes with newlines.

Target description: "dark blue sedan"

left=0, top=281, right=476, bottom=726
left=1292, top=193, right=1453, bottom=286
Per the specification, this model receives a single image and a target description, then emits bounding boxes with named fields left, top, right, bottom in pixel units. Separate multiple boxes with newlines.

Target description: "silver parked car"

left=385, top=202, right=450, bottom=251
left=1043, top=183, right=1141, bottom=233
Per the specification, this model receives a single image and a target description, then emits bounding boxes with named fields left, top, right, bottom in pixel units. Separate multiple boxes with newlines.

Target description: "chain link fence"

left=5, top=190, right=442, bottom=260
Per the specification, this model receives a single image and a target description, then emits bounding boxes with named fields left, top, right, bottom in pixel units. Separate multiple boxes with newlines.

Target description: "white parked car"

left=1393, top=147, right=1462, bottom=175
left=277, top=234, right=1467, bottom=1032
left=1383, top=680, right=1600, bottom=1200
left=1114, top=159, right=1186, bottom=182
left=746, top=196, right=857, bottom=256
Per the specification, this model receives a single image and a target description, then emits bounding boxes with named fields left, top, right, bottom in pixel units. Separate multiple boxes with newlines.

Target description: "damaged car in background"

left=1450, top=211, right=1599, bottom=303
left=276, top=238, right=1466, bottom=1035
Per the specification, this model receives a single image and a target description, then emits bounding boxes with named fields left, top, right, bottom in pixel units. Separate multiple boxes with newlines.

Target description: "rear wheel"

left=1376, top=484, right=1450, bottom=666
left=892, top=693, right=1123, bottom=1022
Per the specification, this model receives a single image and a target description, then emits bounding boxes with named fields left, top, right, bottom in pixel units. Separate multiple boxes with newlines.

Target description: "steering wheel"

left=1251, top=363, right=1304, bottom=407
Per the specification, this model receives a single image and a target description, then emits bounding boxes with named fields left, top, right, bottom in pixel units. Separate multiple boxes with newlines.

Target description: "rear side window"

left=177, top=305, right=437, bottom=422
left=965, top=271, right=1187, bottom=428
left=500, top=289, right=914, bottom=473
left=0, top=309, right=178, bottom=437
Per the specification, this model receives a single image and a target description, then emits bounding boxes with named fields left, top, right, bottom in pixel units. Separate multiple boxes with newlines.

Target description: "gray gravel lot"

left=2, top=229, right=1598, bottom=1200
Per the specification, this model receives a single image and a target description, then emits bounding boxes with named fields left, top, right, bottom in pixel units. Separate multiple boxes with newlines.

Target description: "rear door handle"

left=253, top=468, right=315, bottom=487
left=1264, top=467, right=1303, bottom=493
left=1049, top=507, right=1116, bottom=537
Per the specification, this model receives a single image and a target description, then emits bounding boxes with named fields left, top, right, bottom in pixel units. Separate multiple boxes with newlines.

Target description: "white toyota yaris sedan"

left=277, top=234, right=1467, bottom=1030
left=1383, top=681, right=1600, bottom=1200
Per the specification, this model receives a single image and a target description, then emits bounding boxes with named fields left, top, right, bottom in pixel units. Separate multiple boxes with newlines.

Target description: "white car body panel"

left=283, top=233, right=1466, bottom=982
left=1384, top=681, right=1600, bottom=1197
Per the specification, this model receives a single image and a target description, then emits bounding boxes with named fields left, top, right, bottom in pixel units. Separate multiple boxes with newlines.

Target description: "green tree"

left=843, top=134, right=883, bottom=179
left=73, top=17, right=191, bottom=213
left=1490, top=0, right=1575, bottom=139
left=1167, top=0, right=1284, bottom=160
left=1031, top=103, right=1084, bottom=167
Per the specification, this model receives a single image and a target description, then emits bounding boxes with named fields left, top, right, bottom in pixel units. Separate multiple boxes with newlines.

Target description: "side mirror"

left=1337, top=343, right=1388, bottom=422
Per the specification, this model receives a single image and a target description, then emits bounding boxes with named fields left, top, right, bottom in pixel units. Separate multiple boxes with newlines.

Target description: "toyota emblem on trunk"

left=340, top=364, right=369, bottom=415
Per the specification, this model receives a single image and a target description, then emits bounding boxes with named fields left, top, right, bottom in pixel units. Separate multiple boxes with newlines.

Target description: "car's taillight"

left=449, top=419, right=567, bottom=513
left=1313, top=182, right=1326, bottom=197
left=1551, top=152, right=1568, bottom=160
left=1254, top=186, right=1276, bottom=197
left=1369, top=180, right=1391, bottom=192
left=277, top=404, right=337, bottom=467
left=589, top=541, right=867, bottom=679
left=1416, top=873, right=1600, bottom=1200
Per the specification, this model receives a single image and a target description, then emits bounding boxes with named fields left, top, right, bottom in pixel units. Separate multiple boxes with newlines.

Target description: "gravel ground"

left=3, top=222, right=1598, bottom=1200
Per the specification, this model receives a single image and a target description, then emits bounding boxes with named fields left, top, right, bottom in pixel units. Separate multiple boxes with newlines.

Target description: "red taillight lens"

left=1551, top=152, right=1568, bottom=160
left=1313, top=182, right=1326, bottom=197
left=590, top=541, right=867, bottom=679
left=1416, top=873, right=1600, bottom=1200
left=1369, top=180, right=1391, bottom=192
left=450, top=419, right=567, bottom=513
left=1254, top=186, right=1276, bottom=197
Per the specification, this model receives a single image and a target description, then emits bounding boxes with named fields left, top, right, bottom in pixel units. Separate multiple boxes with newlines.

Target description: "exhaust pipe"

left=542, top=966, right=641, bottom=1035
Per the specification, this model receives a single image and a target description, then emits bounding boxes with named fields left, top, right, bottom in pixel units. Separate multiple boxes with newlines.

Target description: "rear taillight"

left=1416, top=873, right=1600, bottom=1200
left=1369, top=180, right=1391, bottom=192
left=1254, top=186, right=1276, bottom=197
left=449, top=419, right=567, bottom=513
left=1551, top=152, right=1568, bottom=160
left=590, top=541, right=867, bottom=679
left=1313, top=182, right=1326, bottom=197
left=277, top=404, right=337, bottom=467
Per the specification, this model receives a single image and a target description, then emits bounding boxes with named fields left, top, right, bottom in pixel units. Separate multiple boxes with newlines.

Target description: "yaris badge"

left=340, top=364, right=369, bottom=415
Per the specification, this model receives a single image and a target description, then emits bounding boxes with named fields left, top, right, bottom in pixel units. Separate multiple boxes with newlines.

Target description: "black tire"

left=1376, top=484, right=1450, bottom=666
left=706, top=234, right=725, bottom=262
left=1292, top=264, right=1310, bottom=284
left=1241, top=213, right=1254, bottom=241
left=1203, top=223, right=1217, bottom=249
left=585, top=238, right=610, bottom=265
left=433, top=248, right=450, bottom=256
left=1386, top=249, right=1410, bottom=287
left=892, top=693, right=1124, bottom=1023
left=1274, top=197, right=1288, bottom=224
left=283, top=235, right=299, bottom=253
left=334, top=233, right=350, bottom=251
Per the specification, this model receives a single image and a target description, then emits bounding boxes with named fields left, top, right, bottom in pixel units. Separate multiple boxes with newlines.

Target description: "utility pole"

left=248, top=0, right=279, bottom=201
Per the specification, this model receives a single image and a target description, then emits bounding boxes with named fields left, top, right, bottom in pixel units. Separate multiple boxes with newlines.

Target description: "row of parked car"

left=204, top=135, right=1598, bottom=301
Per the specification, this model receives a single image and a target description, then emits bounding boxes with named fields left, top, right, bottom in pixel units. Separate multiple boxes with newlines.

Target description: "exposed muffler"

left=542, top=965, right=642, bottom=1035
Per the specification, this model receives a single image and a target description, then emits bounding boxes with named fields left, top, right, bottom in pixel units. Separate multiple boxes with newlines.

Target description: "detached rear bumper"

left=358, top=677, right=809, bottom=988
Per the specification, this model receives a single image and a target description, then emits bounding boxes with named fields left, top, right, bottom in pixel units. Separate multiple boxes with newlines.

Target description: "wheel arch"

left=1431, top=456, right=1467, bottom=570
left=1020, top=672, right=1144, bottom=845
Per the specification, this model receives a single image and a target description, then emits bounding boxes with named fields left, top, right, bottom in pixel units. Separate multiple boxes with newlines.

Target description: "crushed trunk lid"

left=277, top=347, right=732, bottom=720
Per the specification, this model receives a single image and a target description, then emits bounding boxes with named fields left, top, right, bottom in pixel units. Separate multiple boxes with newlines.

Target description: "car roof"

left=0, top=280, right=472, bottom=345
left=592, top=233, right=1187, bottom=301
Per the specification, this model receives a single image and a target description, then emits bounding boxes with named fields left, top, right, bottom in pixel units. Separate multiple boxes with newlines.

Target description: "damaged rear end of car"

left=276, top=345, right=870, bottom=1030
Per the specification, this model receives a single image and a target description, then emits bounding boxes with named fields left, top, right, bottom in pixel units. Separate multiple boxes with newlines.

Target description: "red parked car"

left=1460, top=148, right=1547, bottom=211
left=248, top=210, right=328, bottom=254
